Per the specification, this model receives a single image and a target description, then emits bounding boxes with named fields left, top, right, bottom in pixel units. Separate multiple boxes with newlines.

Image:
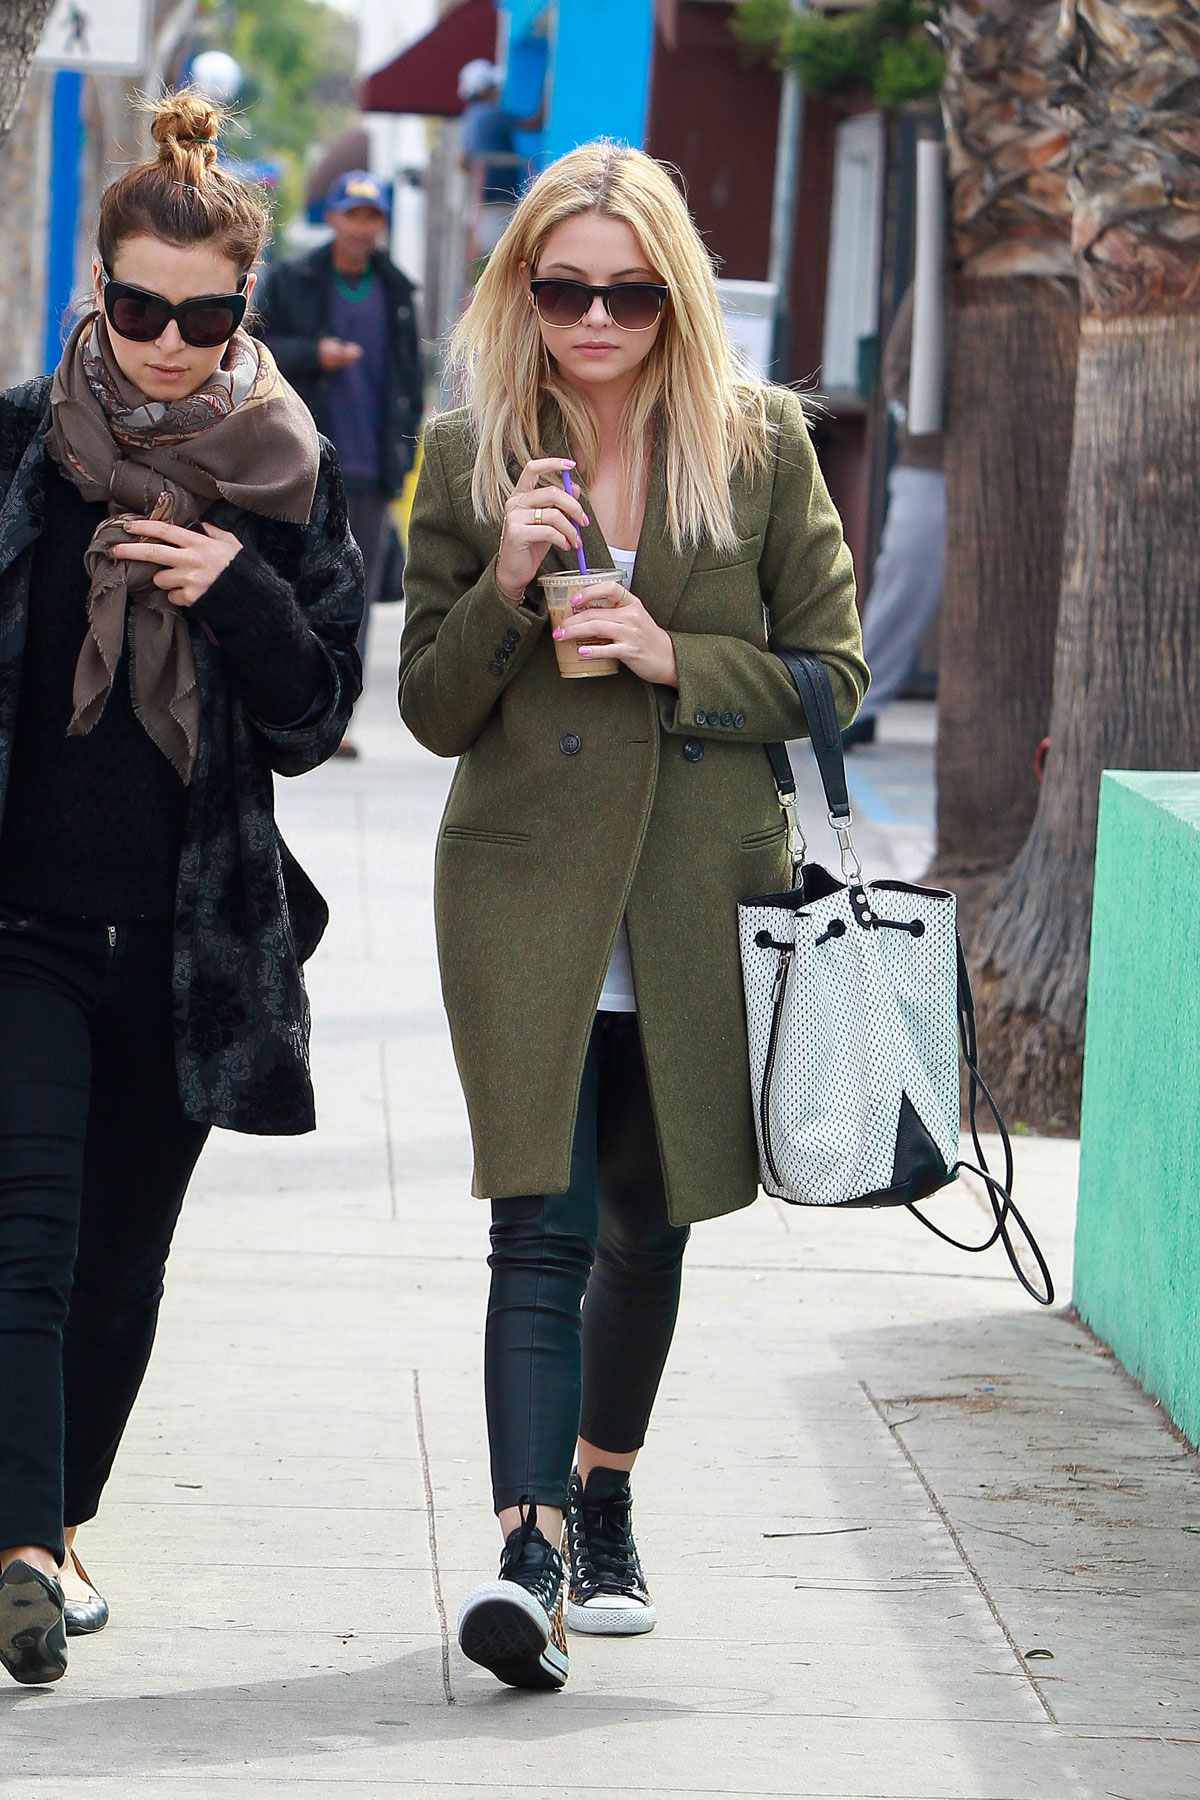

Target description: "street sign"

left=34, top=0, right=149, bottom=74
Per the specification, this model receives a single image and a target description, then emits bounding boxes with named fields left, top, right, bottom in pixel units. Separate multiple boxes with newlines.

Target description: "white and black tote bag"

left=738, top=652, right=1052, bottom=1303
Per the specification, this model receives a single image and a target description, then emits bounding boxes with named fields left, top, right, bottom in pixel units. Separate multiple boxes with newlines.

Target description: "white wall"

left=353, top=0, right=438, bottom=289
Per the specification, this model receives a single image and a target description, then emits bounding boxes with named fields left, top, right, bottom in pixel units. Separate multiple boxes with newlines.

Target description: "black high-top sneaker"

left=457, top=1500, right=568, bottom=1690
left=565, top=1465, right=657, bottom=1636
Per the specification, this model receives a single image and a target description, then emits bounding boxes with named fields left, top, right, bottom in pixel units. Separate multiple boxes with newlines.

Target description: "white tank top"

left=597, top=546, right=639, bottom=1013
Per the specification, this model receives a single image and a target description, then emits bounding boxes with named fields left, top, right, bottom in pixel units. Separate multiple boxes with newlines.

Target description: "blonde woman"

left=400, top=141, right=867, bottom=1692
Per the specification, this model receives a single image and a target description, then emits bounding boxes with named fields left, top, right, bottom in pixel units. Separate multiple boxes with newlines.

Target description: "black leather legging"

left=0, top=911, right=209, bottom=1560
left=484, top=1012, right=690, bottom=1514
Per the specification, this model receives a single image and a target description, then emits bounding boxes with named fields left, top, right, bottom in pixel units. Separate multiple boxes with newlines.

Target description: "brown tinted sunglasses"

left=101, top=266, right=248, bottom=348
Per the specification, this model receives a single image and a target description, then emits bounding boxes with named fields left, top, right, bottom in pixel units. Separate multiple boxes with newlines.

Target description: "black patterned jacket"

left=0, top=377, right=364, bottom=1134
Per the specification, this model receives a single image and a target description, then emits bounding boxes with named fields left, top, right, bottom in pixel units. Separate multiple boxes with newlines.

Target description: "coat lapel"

left=535, top=401, right=696, bottom=626
left=629, top=427, right=695, bottom=631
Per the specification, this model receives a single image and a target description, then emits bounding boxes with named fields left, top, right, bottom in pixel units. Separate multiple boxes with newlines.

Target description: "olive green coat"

left=399, top=386, right=868, bottom=1225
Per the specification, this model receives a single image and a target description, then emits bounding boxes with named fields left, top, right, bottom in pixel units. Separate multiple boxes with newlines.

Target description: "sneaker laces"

left=571, top=1474, right=644, bottom=1593
left=498, top=1497, right=563, bottom=1613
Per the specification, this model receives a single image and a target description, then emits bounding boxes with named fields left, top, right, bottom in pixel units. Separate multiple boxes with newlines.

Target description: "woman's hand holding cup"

left=552, top=580, right=679, bottom=689
left=495, top=457, right=590, bottom=601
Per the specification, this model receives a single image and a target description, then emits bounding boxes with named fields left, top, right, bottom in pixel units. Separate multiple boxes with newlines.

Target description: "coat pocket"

left=441, top=824, right=532, bottom=847
left=741, top=822, right=788, bottom=850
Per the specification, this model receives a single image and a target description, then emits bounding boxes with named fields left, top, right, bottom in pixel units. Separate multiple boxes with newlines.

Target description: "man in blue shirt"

left=258, top=172, right=424, bottom=754
left=458, top=60, right=527, bottom=204
left=457, top=61, right=544, bottom=255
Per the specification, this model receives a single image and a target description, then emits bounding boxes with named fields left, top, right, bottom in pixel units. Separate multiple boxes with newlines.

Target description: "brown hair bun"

left=148, top=92, right=224, bottom=183
left=97, top=87, right=270, bottom=281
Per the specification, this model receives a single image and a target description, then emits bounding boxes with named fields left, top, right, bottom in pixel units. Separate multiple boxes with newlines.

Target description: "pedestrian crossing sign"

left=34, top=0, right=148, bottom=74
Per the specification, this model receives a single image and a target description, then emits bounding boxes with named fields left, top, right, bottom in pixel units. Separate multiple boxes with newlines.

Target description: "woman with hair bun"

left=0, top=91, right=363, bottom=1685
left=400, top=141, right=867, bottom=1691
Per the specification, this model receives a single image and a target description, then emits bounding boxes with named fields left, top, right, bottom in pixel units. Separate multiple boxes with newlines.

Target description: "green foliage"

left=199, top=0, right=357, bottom=224
left=784, top=8, right=878, bottom=93
left=874, top=29, right=945, bottom=106
left=731, top=0, right=794, bottom=60
left=731, top=0, right=944, bottom=107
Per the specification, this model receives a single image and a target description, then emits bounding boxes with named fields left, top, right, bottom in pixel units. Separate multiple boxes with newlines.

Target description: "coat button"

left=683, top=739, right=704, bottom=763
left=560, top=733, right=581, bottom=755
left=504, top=628, right=520, bottom=649
left=734, top=713, right=746, bottom=729
left=706, top=710, right=720, bottom=727
left=488, top=661, right=503, bottom=677
left=693, top=709, right=706, bottom=726
left=721, top=710, right=734, bottom=727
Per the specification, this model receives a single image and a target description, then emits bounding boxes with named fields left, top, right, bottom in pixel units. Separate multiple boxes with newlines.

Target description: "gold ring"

left=534, top=508, right=543, bottom=526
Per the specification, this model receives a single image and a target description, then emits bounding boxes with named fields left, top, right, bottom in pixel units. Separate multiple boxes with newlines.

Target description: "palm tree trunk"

left=931, top=0, right=1077, bottom=892
left=935, top=274, right=1077, bottom=883
left=973, top=0, right=1200, bottom=1128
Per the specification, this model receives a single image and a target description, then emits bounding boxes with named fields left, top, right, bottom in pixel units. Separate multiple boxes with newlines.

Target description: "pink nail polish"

left=579, top=646, right=592, bottom=656
left=564, top=459, right=576, bottom=468
left=582, top=514, right=590, bottom=525
left=552, top=626, right=565, bottom=640
left=571, top=593, right=582, bottom=605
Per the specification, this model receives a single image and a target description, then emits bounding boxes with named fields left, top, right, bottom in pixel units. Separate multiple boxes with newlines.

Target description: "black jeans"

left=485, top=1012, right=690, bottom=1514
left=0, top=910, right=209, bottom=1560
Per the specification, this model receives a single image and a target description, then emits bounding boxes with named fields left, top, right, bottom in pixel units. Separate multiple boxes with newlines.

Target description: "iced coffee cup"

left=539, top=568, right=621, bottom=679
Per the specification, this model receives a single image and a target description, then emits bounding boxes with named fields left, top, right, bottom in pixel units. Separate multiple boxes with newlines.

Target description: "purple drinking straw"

left=562, top=469, right=588, bottom=578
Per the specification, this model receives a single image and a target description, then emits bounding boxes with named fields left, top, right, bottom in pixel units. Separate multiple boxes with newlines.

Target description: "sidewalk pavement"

left=4, top=620, right=1199, bottom=1799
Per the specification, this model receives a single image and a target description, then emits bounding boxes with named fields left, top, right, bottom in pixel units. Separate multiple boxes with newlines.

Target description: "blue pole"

left=43, top=69, right=85, bottom=373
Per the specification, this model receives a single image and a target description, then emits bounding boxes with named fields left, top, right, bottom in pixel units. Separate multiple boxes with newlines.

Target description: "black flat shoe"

left=0, top=1561, right=67, bottom=1684
left=62, top=1549, right=109, bottom=1638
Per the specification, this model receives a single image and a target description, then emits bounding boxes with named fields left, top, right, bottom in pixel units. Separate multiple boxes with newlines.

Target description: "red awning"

left=358, top=0, right=499, bottom=118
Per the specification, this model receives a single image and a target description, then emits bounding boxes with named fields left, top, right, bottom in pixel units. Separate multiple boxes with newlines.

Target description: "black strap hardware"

left=764, top=650, right=851, bottom=822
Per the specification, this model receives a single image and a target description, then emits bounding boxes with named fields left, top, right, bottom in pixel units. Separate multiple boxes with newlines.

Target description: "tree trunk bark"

left=932, top=275, right=1078, bottom=886
left=0, top=0, right=55, bottom=140
left=0, top=72, right=50, bottom=386
left=931, top=0, right=1077, bottom=904
left=974, top=313, right=1200, bottom=1126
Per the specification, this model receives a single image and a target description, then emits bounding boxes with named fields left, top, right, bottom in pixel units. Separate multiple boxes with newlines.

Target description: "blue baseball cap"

left=325, top=170, right=390, bottom=215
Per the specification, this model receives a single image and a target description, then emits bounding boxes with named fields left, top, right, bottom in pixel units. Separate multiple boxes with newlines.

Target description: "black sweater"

left=0, top=463, right=332, bottom=922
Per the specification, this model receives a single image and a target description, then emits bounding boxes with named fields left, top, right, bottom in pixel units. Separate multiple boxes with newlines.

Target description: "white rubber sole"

left=566, top=1595, right=657, bottom=1636
left=457, top=1580, right=568, bottom=1689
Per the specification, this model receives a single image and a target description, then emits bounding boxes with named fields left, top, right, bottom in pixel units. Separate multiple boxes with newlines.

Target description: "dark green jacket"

left=399, top=386, right=867, bottom=1224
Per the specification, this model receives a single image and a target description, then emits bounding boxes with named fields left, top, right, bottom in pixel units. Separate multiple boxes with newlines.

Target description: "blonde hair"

left=97, top=90, right=270, bottom=278
left=447, top=141, right=773, bottom=553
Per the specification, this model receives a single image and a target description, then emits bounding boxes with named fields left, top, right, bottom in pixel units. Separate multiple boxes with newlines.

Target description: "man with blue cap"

left=257, top=171, right=424, bottom=754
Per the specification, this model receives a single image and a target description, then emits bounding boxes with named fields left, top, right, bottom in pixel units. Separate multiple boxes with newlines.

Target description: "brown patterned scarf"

left=45, top=313, right=321, bottom=782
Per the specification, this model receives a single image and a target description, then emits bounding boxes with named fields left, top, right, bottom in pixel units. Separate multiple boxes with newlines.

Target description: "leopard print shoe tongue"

left=549, top=1521, right=569, bottom=1658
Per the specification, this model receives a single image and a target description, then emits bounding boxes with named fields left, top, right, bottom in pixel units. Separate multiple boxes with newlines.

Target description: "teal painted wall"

left=541, top=0, right=654, bottom=162
left=1076, top=772, right=1200, bottom=1447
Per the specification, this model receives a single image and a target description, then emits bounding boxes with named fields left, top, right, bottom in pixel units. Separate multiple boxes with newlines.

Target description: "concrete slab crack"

left=381, top=1040, right=399, bottom=1222
left=412, top=1368, right=455, bottom=1704
left=860, top=1379, right=1057, bottom=1723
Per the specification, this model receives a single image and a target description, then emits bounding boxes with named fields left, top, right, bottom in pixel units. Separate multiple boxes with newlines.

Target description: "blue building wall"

left=499, top=0, right=654, bottom=170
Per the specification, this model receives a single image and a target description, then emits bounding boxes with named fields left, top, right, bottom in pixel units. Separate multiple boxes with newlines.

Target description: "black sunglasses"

left=529, top=278, right=668, bottom=332
left=100, top=267, right=248, bottom=349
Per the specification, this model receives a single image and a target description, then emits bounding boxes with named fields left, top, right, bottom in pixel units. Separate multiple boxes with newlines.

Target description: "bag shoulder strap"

left=764, top=651, right=851, bottom=822
left=906, top=937, right=1054, bottom=1306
